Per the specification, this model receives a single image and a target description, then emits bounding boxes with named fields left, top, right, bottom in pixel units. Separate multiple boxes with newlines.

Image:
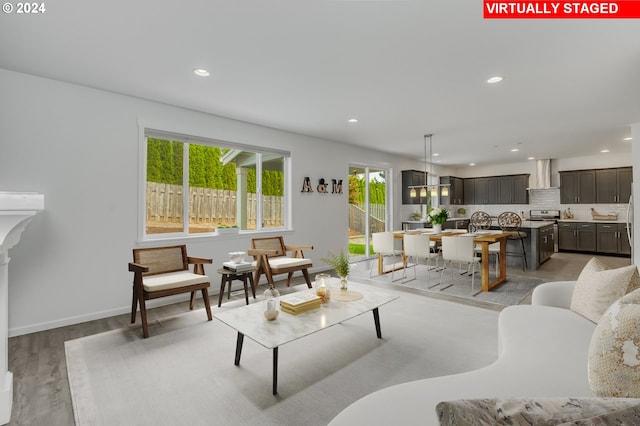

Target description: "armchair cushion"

left=256, top=257, right=312, bottom=270
left=570, top=257, right=640, bottom=323
left=142, top=271, right=210, bottom=292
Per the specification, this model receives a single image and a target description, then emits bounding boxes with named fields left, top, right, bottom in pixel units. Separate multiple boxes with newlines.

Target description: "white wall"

left=0, top=69, right=424, bottom=336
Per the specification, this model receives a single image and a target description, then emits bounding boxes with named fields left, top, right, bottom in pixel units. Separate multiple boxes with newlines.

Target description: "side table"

left=217, top=267, right=256, bottom=307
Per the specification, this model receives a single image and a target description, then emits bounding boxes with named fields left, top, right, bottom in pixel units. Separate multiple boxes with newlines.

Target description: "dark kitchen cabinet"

left=559, top=222, right=597, bottom=253
left=597, top=223, right=632, bottom=255
left=472, top=177, right=499, bottom=204
left=538, top=224, right=555, bottom=265
left=558, top=222, right=577, bottom=251
left=463, top=178, right=475, bottom=204
left=401, top=170, right=427, bottom=205
left=596, top=167, right=632, bottom=203
left=498, top=174, right=529, bottom=204
left=560, top=170, right=596, bottom=204
left=440, top=176, right=464, bottom=205
left=577, top=223, right=597, bottom=252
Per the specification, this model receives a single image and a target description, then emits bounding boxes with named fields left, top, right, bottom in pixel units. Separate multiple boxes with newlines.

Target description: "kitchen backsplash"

left=404, top=187, right=630, bottom=222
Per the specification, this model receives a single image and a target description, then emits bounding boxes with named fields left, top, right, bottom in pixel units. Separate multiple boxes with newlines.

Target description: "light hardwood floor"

left=6, top=252, right=631, bottom=425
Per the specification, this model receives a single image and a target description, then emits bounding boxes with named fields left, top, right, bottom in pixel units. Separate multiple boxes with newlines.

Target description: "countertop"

left=557, top=219, right=626, bottom=224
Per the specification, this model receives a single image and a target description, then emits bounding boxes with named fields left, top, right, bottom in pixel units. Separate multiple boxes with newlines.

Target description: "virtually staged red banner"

left=484, top=1, right=640, bottom=18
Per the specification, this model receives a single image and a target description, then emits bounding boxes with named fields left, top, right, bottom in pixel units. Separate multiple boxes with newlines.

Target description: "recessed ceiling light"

left=348, top=118, right=358, bottom=123
left=193, top=68, right=210, bottom=77
left=487, top=76, right=503, bottom=84
left=623, top=137, right=632, bottom=141
left=528, top=157, right=535, bottom=160
left=469, top=163, right=476, bottom=166
left=433, top=153, right=440, bottom=157
left=511, top=148, right=519, bottom=152
left=601, top=149, right=610, bottom=153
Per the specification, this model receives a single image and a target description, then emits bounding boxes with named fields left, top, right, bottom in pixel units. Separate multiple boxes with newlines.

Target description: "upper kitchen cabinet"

left=440, top=176, right=464, bottom=205
left=466, top=177, right=499, bottom=205
left=401, top=169, right=427, bottom=205
left=463, top=178, right=475, bottom=204
left=498, top=174, right=529, bottom=204
left=560, top=170, right=596, bottom=204
left=596, top=167, right=632, bottom=203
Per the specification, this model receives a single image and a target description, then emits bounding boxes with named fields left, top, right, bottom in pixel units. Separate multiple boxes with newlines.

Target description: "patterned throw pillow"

left=435, top=397, right=640, bottom=425
left=570, top=258, right=640, bottom=323
left=589, top=288, right=640, bottom=398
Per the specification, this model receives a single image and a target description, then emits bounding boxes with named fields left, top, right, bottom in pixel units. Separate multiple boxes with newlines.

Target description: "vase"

left=432, top=223, right=442, bottom=234
left=340, top=276, right=348, bottom=291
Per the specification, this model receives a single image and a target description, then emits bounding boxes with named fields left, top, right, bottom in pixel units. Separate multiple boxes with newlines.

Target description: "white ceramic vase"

left=432, top=223, right=442, bottom=234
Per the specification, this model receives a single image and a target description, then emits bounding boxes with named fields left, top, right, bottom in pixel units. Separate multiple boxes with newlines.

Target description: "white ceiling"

left=2, top=0, right=639, bottom=166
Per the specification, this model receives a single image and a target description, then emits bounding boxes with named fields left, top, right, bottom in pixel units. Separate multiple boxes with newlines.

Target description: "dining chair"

left=403, top=233, right=440, bottom=286
left=439, top=235, right=480, bottom=292
left=498, top=211, right=528, bottom=271
left=371, top=231, right=405, bottom=281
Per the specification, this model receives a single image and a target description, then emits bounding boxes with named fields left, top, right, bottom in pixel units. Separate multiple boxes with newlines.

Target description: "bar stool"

left=498, top=211, right=528, bottom=271
left=470, top=211, right=500, bottom=276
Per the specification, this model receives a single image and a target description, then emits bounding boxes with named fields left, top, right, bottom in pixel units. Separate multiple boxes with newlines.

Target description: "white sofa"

left=329, top=280, right=596, bottom=426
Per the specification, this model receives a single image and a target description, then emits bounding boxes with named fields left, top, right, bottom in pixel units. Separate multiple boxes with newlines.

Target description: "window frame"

left=138, top=126, right=292, bottom=242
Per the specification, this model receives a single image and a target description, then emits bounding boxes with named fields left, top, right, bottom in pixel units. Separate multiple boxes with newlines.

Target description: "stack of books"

left=222, top=261, right=254, bottom=273
left=280, top=292, right=321, bottom=315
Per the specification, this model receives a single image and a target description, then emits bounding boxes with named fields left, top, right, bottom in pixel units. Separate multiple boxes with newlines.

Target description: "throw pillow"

left=569, top=257, right=640, bottom=323
left=589, top=288, right=640, bottom=398
left=435, top=397, right=640, bottom=426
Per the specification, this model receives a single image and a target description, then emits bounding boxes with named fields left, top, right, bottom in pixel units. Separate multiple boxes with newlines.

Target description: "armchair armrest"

left=531, top=281, right=576, bottom=309
left=187, top=256, right=213, bottom=264
left=128, top=262, right=149, bottom=273
left=284, top=244, right=314, bottom=258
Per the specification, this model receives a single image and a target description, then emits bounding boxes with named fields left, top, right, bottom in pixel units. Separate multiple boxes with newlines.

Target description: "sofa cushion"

left=589, top=288, right=640, bottom=398
left=570, top=257, right=640, bottom=323
left=436, top=397, right=640, bottom=426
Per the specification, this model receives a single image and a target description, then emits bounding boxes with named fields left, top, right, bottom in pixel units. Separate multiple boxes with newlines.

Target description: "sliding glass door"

left=348, top=164, right=390, bottom=261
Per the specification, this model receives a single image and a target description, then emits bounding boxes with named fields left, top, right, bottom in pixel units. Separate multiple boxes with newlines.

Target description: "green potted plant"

left=321, top=249, right=351, bottom=290
left=216, top=224, right=239, bottom=235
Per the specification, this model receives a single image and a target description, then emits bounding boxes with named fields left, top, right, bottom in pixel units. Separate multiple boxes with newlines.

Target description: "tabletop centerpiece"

left=427, top=207, right=449, bottom=234
left=321, top=249, right=350, bottom=290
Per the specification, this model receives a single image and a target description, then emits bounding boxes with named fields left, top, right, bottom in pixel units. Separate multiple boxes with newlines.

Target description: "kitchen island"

left=484, top=220, right=555, bottom=271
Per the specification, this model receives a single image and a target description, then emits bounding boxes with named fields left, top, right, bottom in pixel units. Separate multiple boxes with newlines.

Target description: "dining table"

left=384, top=229, right=509, bottom=292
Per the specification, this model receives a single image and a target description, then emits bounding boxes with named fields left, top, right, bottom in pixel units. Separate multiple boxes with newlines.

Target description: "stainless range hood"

left=528, top=159, right=558, bottom=190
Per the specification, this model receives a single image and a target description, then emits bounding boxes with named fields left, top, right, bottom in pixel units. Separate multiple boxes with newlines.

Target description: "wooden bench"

left=248, top=236, right=313, bottom=290
left=128, top=245, right=213, bottom=338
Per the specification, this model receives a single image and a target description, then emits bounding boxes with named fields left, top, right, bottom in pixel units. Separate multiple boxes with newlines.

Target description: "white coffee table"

left=214, top=281, right=399, bottom=394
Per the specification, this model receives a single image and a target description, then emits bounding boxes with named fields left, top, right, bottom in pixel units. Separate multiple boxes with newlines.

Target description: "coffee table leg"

left=234, top=332, right=244, bottom=366
left=372, top=308, right=382, bottom=338
left=273, top=347, right=278, bottom=395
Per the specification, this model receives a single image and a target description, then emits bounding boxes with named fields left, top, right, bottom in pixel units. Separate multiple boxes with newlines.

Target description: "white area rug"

left=66, top=283, right=499, bottom=426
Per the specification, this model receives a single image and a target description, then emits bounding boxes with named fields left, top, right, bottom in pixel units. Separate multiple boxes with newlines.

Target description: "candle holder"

left=263, top=283, right=280, bottom=321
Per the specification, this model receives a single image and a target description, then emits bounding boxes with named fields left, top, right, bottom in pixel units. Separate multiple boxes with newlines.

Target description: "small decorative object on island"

left=263, top=283, right=280, bottom=321
left=314, top=273, right=331, bottom=306
left=428, top=207, right=449, bottom=234
left=321, top=249, right=350, bottom=290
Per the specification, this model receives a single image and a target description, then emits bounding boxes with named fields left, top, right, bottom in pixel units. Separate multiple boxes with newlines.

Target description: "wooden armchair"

left=128, top=245, right=213, bottom=338
left=248, top=236, right=313, bottom=290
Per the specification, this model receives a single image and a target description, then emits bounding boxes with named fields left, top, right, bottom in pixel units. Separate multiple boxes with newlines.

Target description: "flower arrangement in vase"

left=321, top=249, right=350, bottom=290
left=427, top=207, right=449, bottom=233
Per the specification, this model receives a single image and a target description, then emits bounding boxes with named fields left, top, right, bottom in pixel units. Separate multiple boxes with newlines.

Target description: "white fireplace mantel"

left=0, top=192, right=44, bottom=424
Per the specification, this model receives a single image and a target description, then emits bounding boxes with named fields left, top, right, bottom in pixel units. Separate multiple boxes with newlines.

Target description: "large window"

left=141, top=129, right=290, bottom=239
